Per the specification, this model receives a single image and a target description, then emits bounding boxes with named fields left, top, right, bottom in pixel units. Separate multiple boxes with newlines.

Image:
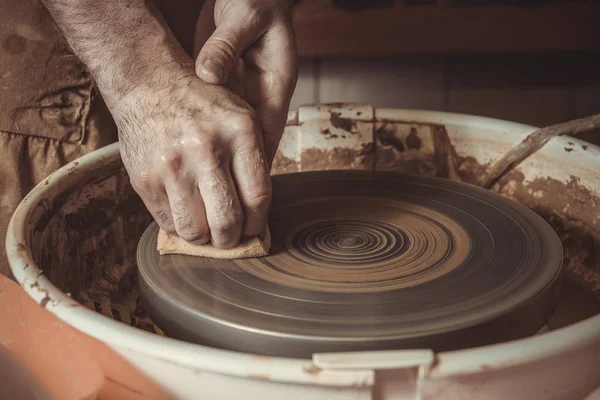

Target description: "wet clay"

left=494, top=171, right=600, bottom=296
left=32, top=167, right=161, bottom=335
left=372, top=119, right=600, bottom=298
left=406, top=128, right=423, bottom=150
left=375, top=123, right=436, bottom=176
left=300, top=146, right=375, bottom=171
left=431, top=125, right=462, bottom=181
left=137, top=170, right=561, bottom=357
left=330, top=112, right=356, bottom=133
left=271, top=153, right=299, bottom=174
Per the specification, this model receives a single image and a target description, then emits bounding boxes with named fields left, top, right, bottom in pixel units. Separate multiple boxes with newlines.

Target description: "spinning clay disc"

left=137, top=170, right=563, bottom=358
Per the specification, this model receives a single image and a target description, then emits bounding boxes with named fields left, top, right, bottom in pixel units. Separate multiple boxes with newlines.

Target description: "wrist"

left=109, top=64, right=198, bottom=122
left=104, top=58, right=197, bottom=111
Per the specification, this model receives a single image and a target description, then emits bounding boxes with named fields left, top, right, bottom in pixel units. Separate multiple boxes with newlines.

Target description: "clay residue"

left=33, top=167, right=161, bottom=335
left=67, top=161, right=79, bottom=175
left=247, top=374, right=270, bottom=381
left=494, top=171, right=600, bottom=296
left=376, top=125, right=405, bottom=152
left=456, top=153, right=600, bottom=298
left=300, top=146, right=374, bottom=171
left=376, top=147, right=437, bottom=176
left=375, top=122, right=435, bottom=175
left=431, top=126, right=461, bottom=181
left=271, top=153, right=299, bottom=175
left=361, top=142, right=374, bottom=155
left=374, top=122, right=600, bottom=298
left=374, top=123, right=446, bottom=178
left=496, top=172, right=599, bottom=234
left=330, top=112, right=355, bottom=133
left=457, top=156, right=490, bottom=186
left=406, top=128, right=422, bottom=150
left=303, top=364, right=322, bottom=376
left=319, top=128, right=339, bottom=139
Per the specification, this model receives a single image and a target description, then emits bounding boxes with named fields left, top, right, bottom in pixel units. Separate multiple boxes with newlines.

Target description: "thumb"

left=195, top=12, right=264, bottom=85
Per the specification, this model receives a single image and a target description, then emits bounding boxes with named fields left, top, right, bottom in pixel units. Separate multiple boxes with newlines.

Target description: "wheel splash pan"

left=7, top=106, right=600, bottom=399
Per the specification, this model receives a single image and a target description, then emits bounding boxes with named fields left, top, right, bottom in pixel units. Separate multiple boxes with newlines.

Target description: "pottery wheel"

left=137, top=170, right=563, bottom=358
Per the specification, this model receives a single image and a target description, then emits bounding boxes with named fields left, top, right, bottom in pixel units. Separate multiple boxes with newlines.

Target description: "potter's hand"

left=195, top=0, right=298, bottom=164
left=40, top=0, right=270, bottom=248
left=116, top=73, right=270, bottom=248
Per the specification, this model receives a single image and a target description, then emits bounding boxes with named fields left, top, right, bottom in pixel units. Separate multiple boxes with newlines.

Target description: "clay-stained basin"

left=6, top=105, right=600, bottom=399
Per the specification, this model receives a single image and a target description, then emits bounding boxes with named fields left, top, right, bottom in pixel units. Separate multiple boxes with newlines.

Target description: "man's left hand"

left=194, top=0, right=298, bottom=165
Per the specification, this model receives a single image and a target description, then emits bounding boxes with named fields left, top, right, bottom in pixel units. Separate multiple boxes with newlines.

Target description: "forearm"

left=40, top=0, right=195, bottom=108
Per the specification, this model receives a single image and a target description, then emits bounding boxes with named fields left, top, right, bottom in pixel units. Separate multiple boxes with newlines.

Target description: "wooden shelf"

left=292, top=1, right=600, bottom=57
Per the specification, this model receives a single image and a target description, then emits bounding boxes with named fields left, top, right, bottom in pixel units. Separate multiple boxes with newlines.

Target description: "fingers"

left=134, top=139, right=258, bottom=249
left=195, top=3, right=267, bottom=85
left=197, top=147, right=244, bottom=249
left=195, top=112, right=269, bottom=246
left=133, top=112, right=269, bottom=249
left=195, top=0, right=298, bottom=168
left=243, top=22, right=299, bottom=166
left=131, top=178, right=176, bottom=234
left=231, top=136, right=271, bottom=238
left=121, top=77, right=272, bottom=249
left=164, top=170, right=210, bottom=244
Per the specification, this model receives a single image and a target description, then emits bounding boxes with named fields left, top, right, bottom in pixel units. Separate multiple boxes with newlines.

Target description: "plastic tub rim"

left=6, top=108, right=600, bottom=381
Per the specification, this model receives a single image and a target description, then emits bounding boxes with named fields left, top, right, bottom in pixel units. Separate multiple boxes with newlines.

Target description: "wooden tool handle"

left=481, top=114, right=600, bottom=189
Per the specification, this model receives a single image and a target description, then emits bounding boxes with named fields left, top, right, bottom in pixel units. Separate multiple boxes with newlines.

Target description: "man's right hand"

left=114, top=71, right=271, bottom=248
left=39, top=0, right=274, bottom=249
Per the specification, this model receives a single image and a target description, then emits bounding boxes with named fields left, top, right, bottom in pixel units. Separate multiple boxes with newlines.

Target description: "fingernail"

left=198, top=59, right=223, bottom=83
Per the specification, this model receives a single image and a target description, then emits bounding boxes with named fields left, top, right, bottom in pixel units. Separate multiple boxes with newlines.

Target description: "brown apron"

left=0, top=0, right=118, bottom=277
left=0, top=0, right=203, bottom=334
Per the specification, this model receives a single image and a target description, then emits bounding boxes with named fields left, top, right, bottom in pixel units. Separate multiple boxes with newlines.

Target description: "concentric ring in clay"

left=137, top=170, right=563, bottom=358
